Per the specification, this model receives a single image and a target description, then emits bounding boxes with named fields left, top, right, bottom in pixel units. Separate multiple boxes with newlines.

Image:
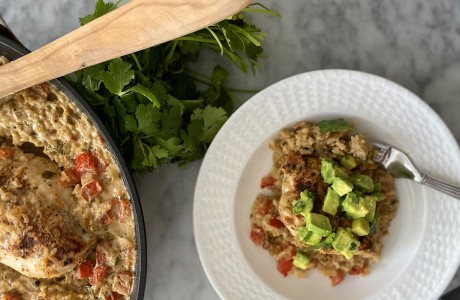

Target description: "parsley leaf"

left=203, top=66, right=228, bottom=106
left=100, top=58, right=135, bottom=96
left=194, top=106, right=228, bottom=143
left=125, top=114, right=138, bottom=133
left=156, top=137, right=183, bottom=157
left=82, top=64, right=105, bottom=92
left=135, top=104, right=161, bottom=135
left=161, top=105, right=183, bottom=138
left=79, top=0, right=118, bottom=26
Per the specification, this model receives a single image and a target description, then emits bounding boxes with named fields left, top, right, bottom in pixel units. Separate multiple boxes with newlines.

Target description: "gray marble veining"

left=1, top=0, right=459, bottom=299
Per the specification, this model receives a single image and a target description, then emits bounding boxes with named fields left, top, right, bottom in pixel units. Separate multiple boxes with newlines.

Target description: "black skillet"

left=0, top=17, right=147, bottom=299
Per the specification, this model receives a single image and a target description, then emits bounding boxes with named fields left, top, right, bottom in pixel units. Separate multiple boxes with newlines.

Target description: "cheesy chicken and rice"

left=0, top=57, right=136, bottom=299
left=250, top=120, right=398, bottom=286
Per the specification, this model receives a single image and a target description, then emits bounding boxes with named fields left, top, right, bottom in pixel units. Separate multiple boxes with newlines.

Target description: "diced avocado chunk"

left=300, top=190, right=314, bottom=202
left=322, top=187, right=340, bottom=216
left=324, top=232, right=336, bottom=244
left=332, top=228, right=360, bottom=259
left=298, top=226, right=310, bottom=241
left=321, top=159, right=335, bottom=184
left=342, top=240, right=361, bottom=260
left=370, top=191, right=385, bottom=202
left=351, top=174, right=374, bottom=192
left=333, top=165, right=349, bottom=179
left=352, top=189, right=363, bottom=197
left=331, top=228, right=351, bottom=251
left=342, top=192, right=370, bottom=219
left=292, top=190, right=315, bottom=216
left=352, top=218, right=370, bottom=236
left=365, top=196, right=377, bottom=222
left=293, top=251, right=310, bottom=270
left=340, top=155, right=357, bottom=170
left=317, top=118, right=353, bottom=133
left=304, top=231, right=323, bottom=246
left=305, top=213, right=332, bottom=236
left=373, top=182, right=381, bottom=192
left=298, top=227, right=323, bottom=246
left=331, top=177, right=354, bottom=196
left=321, top=159, right=349, bottom=184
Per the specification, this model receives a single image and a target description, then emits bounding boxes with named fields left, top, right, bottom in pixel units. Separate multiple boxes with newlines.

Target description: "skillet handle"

left=0, top=15, right=22, bottom=45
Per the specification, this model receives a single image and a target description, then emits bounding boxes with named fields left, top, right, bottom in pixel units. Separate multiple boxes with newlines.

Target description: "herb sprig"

left=70, top=0, right=276, bottom=174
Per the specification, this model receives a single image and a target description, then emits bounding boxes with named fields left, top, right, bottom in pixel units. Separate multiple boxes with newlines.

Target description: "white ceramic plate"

left=193, top=70, right=460, bottom=300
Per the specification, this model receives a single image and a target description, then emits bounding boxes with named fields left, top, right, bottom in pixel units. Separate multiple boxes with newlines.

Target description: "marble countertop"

left=1, top=1, right=459, bottom=299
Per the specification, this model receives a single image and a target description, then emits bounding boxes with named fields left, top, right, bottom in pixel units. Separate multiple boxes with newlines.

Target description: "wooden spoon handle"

left=0, top=0, right=251, bottom=98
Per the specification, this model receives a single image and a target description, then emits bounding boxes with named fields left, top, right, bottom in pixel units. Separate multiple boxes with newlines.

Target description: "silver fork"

left=373, top=143, right=460, bottom=200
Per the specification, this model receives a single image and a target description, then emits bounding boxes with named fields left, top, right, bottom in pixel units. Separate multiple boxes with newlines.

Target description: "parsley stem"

left=205, top=44, right=247, bottom=72
left=184, top=70, right=260, bottom=94
left=137, top=137, right=148, bottom=163
left=245, top=3, right=281, bottom=17
left=184, top=68, right=212, bottom=81
left=183, top=73, right=212, bottom=86
left=242, top=8, right=280, bottom=16
left=165, top=40, right=178, bottom=71
left=206, top=27, right=224, bottom=55
left=175, top=37, right=219, bottom=44
left=229, top=24, right=261, bottom=46
left=130, top=53, right=142, bottom=72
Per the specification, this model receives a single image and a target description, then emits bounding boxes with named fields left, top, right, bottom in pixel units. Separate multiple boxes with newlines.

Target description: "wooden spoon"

left=0, top=0, right=251, bottom=98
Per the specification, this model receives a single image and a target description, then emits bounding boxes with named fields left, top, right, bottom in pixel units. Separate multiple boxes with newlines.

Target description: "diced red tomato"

left=101, top=210, right=113, bottom=226
left=118, top=199, right=131, bottom=223
left=76, top=261, right=94, bottom=279
left=75, top=152, right=99, bottom=176
left=59, top=168, right=81, bottom=187
left=260, top=176, right=275, bottom=189
left=81, top=179, right=103, bottom=200
left=277, top=258, right=293, bottom=277
left=250, top=226, right=265, bottom=246
left=258, top=201, right=272, bottom=215
left=101, top=198, right=116, bottom=226
left=349, top=267, right=365, bottom=275
left=89, top=265, right=110, bottom=286
left=329, top=270, right=345, bottom=286
left=96, top=248, right=107, bottom=266
left=289, top=247, right=297, bottom=257
left=0, top=148, right=15, bottom=159
left=269, top=217, right=284, bottom=228
left=105, top=292, right=121, bottom=300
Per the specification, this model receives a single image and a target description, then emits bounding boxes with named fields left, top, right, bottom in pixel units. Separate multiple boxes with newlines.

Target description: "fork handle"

left=421, top=174, right=460, bottom=200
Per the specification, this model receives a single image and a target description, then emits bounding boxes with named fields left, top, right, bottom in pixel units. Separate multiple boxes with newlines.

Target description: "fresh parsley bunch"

left=70, top=0, right=276, bottom=174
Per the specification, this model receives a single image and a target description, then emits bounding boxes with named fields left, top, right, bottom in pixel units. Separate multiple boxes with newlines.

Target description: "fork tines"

left=372, top=143, right=390, bottom=164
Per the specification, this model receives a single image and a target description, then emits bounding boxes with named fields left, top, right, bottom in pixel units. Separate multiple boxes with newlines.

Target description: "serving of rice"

left=249, top=120, right=398, bottom=286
